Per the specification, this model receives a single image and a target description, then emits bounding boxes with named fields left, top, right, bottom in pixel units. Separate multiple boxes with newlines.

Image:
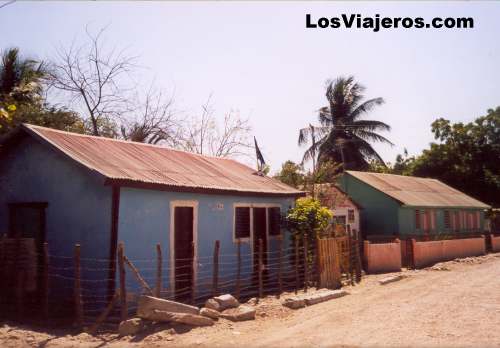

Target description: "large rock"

left=213, top=294, right=239, bottom=310
left=118, top=318, right=145, bottom=336
left=200, top=307, right=220, bottom=320
left=282, top=297, right=306, bottom=309
left=205, top=298, right=221, bottom=311
left=137, top=295, right=199, bottom=319
left=378, top=275, right=406, bottom=285
left=219, top=305, right=256, bottom=322
left=303, top=290, right=349, bottom=306
left=147, top=310, right=214, bottom=326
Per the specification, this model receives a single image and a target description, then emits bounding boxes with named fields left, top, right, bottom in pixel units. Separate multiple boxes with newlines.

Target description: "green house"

left=339, top=171, right=490, bottom=238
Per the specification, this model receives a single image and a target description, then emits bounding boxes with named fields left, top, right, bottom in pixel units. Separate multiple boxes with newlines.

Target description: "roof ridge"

left=22, top=123, right=243, bottom=164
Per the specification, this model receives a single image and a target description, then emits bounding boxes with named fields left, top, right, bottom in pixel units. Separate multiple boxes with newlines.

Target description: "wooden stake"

left=236, top=238, right=241, bottom=301
left=124, top=256, right=153, bottom=295
left=74, top=244, right=83, bottom=328
left=86, top=290, right=120, bottom=335
left=303, top=234, right=308, bottom=293
left=118, top=242, right=127, bottom=321
left=155, top=244, right=162, bottom=298
left=347, top=225, right=354, bottom=285
left=294, top=235, right=299, bottom=295
left=212, top=240, right=220, bottom=297
left=42, top=242, right=49, bottom=320
left=315, top=235, right=321, bottom=290
left=16, top=270, right=25, bottom=320
left=0, top=234, right=5, bottom=301
left=190, top=241, right=195, bottom=305
left=277, top=234, right=283, bottom=298
left=258, top=238, right=264, bottom=299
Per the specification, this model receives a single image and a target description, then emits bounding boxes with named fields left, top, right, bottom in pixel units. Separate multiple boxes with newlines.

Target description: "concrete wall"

left=412, top=236, right=486, bottom=268
left=363, top=240, right=402, bottom=273
left=118, top=187, right=296, bottom=299
left=492, top=235, right=500, bottom=252
left=0, top=135, right=113, bottom=311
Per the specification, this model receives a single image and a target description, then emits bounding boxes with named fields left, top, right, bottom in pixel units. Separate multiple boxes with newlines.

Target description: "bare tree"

left=120, top=85, right=182, bottom=145
left=48, top=26, right=137, bottom=136
left=180, top=96, right=252, bottom=158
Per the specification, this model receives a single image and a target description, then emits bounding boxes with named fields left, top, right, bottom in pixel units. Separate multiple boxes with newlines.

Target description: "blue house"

left=0, top=124, right=303, bottom=314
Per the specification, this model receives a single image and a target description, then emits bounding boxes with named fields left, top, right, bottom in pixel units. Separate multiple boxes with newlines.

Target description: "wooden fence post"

left=258, top=238, right=264, bottom=299
left=155, top=244, right=162, bottom=298
left=347, top=225, right=354, bottom=285
left=124, top=256, right=153, bottom=294
left=0, top=234, right=5, bottom=302
left=16, top=270, right=25, bottom=320
left=191, top=241, right=196, bottom=305
left=235, top=238, right=241, bottom=301
left=212, top=240, right=220, bottom=297
left=303, top=234, right=308, bottom=293
left=74, top=244, right=83, bottom=328
left=118, top=242, right=127, bottom=321
left=294, top=235, right=299, bottom=294
left=42, top=242, right=49, bottom=320
left=315, top=235, right=321, bottom=290
left=277, top=234, right=283, bottom=298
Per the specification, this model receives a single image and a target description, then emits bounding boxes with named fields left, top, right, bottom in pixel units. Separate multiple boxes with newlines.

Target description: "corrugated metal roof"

left=19, top=124, right=304, bottom=197
left=312, top=183, right=362, bottom=209
left=346, top=171, right=490, bottom=209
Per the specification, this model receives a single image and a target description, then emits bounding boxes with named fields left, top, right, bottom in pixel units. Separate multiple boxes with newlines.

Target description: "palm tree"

left=0, top=47, right=46, bottom=103
left=299, top=76, right=392, bottom=171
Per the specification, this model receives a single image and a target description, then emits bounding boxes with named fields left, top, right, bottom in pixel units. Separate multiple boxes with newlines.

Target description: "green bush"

left=285, top=197, right=332, bottom=238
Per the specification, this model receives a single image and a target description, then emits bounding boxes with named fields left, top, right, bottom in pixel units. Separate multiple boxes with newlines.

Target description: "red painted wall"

left=412, top=237, right=486, bottom=268
left=364, top=240, right=402, bottom=273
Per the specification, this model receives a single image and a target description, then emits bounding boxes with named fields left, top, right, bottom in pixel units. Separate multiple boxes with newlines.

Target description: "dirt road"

left=2, top=253, right=500, bottom=347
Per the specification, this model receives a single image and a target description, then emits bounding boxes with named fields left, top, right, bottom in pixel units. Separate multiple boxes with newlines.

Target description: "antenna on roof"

left=254, top=136, right=266, bottom=175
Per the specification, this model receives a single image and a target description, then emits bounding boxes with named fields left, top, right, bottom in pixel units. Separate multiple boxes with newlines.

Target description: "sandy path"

left=2, top=254, right=500, bottom=348
left=176, top=254, right=500, bottom=348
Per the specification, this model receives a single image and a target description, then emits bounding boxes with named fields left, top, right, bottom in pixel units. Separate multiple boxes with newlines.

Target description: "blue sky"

left=1, top=1, right=499, bottom=172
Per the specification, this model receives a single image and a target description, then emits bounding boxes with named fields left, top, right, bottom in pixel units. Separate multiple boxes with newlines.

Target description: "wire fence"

left=0, top=232, right=363, bottom=331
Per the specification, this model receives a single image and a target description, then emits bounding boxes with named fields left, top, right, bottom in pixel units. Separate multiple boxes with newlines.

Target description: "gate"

left=317, top=237, right=342, bottom=289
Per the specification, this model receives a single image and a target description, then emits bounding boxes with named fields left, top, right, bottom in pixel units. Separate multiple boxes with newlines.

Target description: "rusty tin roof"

left=312, top=183, right=362, bottom=210
left=15, top=124, right=304, bottom=197
left=346, top=170, right=490, bottom=209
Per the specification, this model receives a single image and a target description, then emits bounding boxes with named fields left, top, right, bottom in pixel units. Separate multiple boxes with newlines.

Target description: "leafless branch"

left=47, top=25, right=138, bottom=136
left=178, top=96, right=252, bottom=158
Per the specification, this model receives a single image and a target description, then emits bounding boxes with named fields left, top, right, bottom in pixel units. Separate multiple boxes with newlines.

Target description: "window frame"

left=347, top=209, right=355, bottom=223
left=444, top=210, right=451, bottom=229
left=415, top=209, right=421, bottom=230
left=232, top=203, right=282, bottom=244
left=267, top=206, right=282, bottom=237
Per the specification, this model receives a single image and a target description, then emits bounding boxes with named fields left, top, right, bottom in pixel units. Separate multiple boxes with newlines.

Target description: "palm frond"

left=349, top=97, right=385, bottom=121
left=351, top=119, right=391, bottom=132
left=353, top=129, right=394, bottom=146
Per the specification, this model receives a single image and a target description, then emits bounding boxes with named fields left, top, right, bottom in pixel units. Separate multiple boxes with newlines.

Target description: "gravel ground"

left=2, top=253, right=500, bottom=348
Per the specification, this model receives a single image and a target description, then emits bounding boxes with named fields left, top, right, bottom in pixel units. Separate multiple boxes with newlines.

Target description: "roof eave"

left=105, top=178, right=307, bottom=198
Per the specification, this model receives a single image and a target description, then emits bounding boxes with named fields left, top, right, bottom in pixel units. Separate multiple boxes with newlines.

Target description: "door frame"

left=169, top=200, right=198, bottom=294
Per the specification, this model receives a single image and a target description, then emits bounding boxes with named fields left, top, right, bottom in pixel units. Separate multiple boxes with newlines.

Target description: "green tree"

left=407, top=108, right=500, bottom=207
left=0, top=47, right=84, bottom=135
left=274, top=160, right=305, bottom=188
left=298, top=76, right=392, bottom=171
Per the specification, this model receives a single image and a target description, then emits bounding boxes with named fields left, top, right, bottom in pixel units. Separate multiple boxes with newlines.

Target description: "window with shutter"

left=348, top=209, right=355, bottom=223
left=444, top=210, right=451, bottom=229
left=415, top=210, right=421, bottom=229
left=234, top=207, right=250, bottom=239
left=268, top=207, right=281, bottom=236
